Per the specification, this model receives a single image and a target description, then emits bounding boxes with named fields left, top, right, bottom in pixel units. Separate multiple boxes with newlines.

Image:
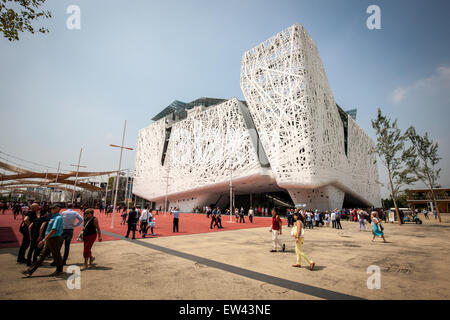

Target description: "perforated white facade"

left=133, top=23, right=381, bottom=212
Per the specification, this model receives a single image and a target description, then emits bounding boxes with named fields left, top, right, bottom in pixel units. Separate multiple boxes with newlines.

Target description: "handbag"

left=77, top=217, right=94, bottom=242
left=291, top=223, right=305, bottom=238
left=291, top=225, right=297, bottom=237
left=379, top=223, right=384, bottom=231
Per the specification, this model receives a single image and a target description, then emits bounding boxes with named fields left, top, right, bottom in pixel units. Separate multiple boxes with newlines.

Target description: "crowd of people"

left=5, top=199, right=434, bottom=277
left=9, top=201, right=103, bottom=277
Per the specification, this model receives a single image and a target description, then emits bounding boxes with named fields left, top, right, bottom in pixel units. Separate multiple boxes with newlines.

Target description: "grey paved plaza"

left=1, top=216, right=450, bottom=300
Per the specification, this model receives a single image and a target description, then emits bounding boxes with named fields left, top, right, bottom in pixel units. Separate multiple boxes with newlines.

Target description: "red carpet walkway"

left=0, top=209, right=285, bottom=249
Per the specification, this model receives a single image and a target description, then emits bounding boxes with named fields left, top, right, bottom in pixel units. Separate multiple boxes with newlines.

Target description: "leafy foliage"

left=371, top=108, right=417, bottom=221
left=0, top=0, right=51, bottom=41
left=405, top=126, right=442, bottom=221
left=405, top=126, right=441, bottom=189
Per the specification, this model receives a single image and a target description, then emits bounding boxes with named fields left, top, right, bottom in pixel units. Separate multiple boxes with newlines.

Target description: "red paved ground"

left=0, top=209, right=286, bottom=249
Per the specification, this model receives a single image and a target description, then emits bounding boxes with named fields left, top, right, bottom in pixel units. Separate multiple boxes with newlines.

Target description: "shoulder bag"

left=77, top=217, right=94, bottom=242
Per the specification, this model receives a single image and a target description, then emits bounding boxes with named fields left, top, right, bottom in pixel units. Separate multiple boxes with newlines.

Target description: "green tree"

left=371, top=108, right=417, bottom=224
left=0, top=0, right=51, bottom=41
left=405, top=126, right=442, bottom=222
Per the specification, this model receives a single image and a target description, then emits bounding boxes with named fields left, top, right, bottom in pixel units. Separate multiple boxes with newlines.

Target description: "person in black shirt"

left=210, top=208, right=219, bottom=229
left=13, top=202, right=21, bottom=220
left=17, top=203, right=39, bottom=264
left=26, top=208, right=50, bottom=266
left=216, top=207, right=223, bottom=229
left=239, top=207, right=245, bottom=223
left=125, top=207, right=138, bottom=239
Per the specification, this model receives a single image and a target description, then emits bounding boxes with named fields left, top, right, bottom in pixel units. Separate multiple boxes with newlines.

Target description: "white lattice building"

left=133, top=24, right=381, bottom=212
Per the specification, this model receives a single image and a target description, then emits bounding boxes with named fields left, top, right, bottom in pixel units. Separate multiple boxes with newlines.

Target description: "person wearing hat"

left=22, top=204, right=64, bottom=277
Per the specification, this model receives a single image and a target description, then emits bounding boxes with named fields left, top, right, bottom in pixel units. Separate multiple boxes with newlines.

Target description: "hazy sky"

left=1, top=0, right=449, bottom=198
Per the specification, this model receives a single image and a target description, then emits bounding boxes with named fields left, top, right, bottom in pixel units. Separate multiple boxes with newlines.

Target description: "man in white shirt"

left=140, top=206, right=150, bottom=238
left=248, top=208, right=254, bottom=223
left=331, top=211, right=337, bottom=229
left=60, top=204, right=84, bottom=265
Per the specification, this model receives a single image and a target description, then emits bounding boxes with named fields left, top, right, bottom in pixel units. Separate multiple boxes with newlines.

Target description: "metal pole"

left=71, top=148, right=83, bottom=205
left=41, top=169, right=48, bottom=203
left=229, top=161, right=233, bottom=222
left=123, top=169, right=128, bottom=209
left=164, top=165, right=169, bottom=216
left=127, top=172, right=131, bottom=212
left=104, top=175, right=109, bottom=209
left=111, top=120, right=127, bottom=228
left=54, top=161, right=61, bottom=203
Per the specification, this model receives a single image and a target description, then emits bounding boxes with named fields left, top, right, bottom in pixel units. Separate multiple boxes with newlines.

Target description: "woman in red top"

left=270, top=208, right=285, bottom=252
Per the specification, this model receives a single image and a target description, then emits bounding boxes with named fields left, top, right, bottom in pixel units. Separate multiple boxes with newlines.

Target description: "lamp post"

left=110, top=120, right=134, bottom=228
left=40, top=169, right=48, bottom=203
left=71, top=148, right=86, bottom=205
left=163, top=164, right=170, bottom=216
left=229, top=161, right=233, bottom=222
left=123, top=169, right=130, bottom=210
left=53, top=161, right=61, bottom=203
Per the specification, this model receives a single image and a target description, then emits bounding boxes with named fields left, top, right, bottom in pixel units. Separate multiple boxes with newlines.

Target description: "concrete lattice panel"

left=240, top=24, right=381, bottom=209
left=133, top=98, right=266, bottom=209
left=134, top=23, right=381, bottom=211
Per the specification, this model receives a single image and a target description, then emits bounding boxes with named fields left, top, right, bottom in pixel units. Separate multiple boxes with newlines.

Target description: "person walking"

left=210, top=208, right=218, bottom=229
left=59, top=204, right=84, bottom=265
left=125, top=207, right=138, bottom=239
left=17, top=203, right=39, bottom=264
left=269, top=208, right=285, bottom=253
left=22, top=204, right=64, bottom=277
left=358, top=210, right=366, bottom=231
left=81, top=209, right=102, bottom=270
left=239, top=207, right=245, bottom=223
left=248, top=207, right=254, bottom=223
left=148, top=210, right=156, bottom=236
left=13, top=202, right=21, bottom=219
left=335, top=209, right=343, bottom=229
left=216, top=207, right=223, bottom=229
left=306, top=211, right=313, bottom=229
left=172, top=207, right=180, bottom=232
left=286, top=209, right=291, bottom=227
left=325, top=212, right=330, bottom=227
left=121, top=210, right=128, bottom=225
left=291, top=212, right=315, bottom=270
left=371, top=211, right=387, bottom=242
left=140, top=206, right=150, bottom=238
left=26, top=208, right=50, bottom=266
left=423, top=208, right=429, bottom=220
left=314, top=210, right=320, bottom=227
left=331, top=210, right=336, bottom=228
left=234, top=208, right=239, bottom=223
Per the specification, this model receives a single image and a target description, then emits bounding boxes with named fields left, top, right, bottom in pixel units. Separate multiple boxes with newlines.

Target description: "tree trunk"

left=429, top=187, right=441, bottom=223
left=388, top=169, right=402, bottom=225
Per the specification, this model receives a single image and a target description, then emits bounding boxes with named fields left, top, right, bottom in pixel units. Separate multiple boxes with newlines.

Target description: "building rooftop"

left=152, top=99, right=357, bottom=123
left=151, top=100, right=187, bottom=121
left=151, top=97, right=228, bottom=122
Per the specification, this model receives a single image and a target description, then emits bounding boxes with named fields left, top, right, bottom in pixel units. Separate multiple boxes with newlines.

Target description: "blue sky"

left=1, top=0, right=449, bottom=197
